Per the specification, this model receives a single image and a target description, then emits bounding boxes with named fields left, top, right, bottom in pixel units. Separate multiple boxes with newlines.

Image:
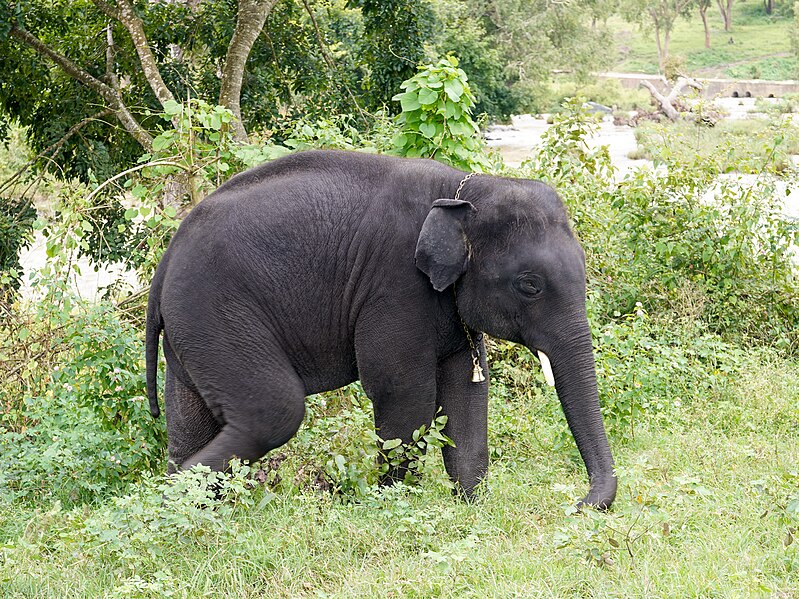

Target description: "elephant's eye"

left=514, top=274, right=543, bottom=297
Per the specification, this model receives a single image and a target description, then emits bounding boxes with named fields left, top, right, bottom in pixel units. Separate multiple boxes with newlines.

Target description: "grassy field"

left=0, top=351, right=797, bottom=597
left=612, top=2, right=796, bottom=78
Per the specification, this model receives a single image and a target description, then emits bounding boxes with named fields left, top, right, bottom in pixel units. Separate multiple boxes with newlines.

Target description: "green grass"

left=630, top=116, right=799, bottom=172
left=0, top=352, right=797, bottom=597
left=726, top=56, right=799, bottom=80
left=611, top=3, right=794, bottom=78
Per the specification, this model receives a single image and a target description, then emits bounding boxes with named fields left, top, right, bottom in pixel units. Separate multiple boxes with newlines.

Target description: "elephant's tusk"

left=538, top=351, right=555, bottom=387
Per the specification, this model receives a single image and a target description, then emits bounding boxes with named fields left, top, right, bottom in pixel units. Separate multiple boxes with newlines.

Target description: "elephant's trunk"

left=533, top=318, right=617, bottom=510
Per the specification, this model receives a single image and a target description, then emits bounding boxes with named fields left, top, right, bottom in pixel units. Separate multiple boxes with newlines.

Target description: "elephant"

left=145, top=149, right=617, bottom=509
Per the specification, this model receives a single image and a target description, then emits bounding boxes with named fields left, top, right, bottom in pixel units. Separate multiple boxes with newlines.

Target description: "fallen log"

left=640, top=76, right=704, bottom=121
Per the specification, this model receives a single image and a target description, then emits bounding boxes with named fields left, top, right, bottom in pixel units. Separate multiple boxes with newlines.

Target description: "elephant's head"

left=415, top=175, right=617, bottom=509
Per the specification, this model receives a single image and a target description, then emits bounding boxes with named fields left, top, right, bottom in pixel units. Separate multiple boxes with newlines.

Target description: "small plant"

left=380, top=410, right=454, bottom=487
left=392, top=56, right=492, bottom=171
left=519, top=97, right=615, bottom=190
left=287, top=386, right=454, bottom=498
left=0, top=298, right=167, bottom=503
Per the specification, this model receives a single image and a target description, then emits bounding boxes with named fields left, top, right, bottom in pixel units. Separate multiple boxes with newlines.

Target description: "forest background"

left=1, top=0, right=799, bottom=596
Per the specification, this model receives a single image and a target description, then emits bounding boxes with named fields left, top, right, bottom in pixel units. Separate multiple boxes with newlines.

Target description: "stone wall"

left=598, top=72, right=799, bottom=98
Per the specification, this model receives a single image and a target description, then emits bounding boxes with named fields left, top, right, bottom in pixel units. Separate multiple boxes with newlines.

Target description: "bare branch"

left=666, top=76, right=703, bottom=104
left=85, top=160, right=191, bottom=203
left=640, top=77, right=703, bottom=122
left=640, top=80, right=679, bottom=121
left=0, top=109, right=114, bottom=197
left=219, top=0, right=280, bottom=142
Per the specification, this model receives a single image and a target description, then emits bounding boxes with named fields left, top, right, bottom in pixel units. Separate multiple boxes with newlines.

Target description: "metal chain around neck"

left=453, top=287, right=485, bottom=383
left=454, top=172, right=478, bottom=202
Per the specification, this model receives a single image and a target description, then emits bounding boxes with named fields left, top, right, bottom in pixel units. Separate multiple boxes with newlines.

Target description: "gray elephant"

left=146, top=149, right=617, bottom=509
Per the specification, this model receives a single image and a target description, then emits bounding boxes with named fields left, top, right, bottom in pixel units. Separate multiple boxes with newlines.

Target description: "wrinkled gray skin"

left=146, top=150, right=617, bottom=509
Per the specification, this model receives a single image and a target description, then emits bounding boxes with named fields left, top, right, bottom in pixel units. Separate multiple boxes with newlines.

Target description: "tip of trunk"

left=577, top=473, right=617, bottom=511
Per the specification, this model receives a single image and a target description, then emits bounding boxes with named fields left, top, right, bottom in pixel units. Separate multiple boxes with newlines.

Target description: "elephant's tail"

left=145, top=283, right=163, bottom=418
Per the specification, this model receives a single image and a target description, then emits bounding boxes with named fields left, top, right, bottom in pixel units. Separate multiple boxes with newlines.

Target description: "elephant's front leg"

left=356, top=324, right=438, bottom=485
left=436, top=342, right=489, bottom=497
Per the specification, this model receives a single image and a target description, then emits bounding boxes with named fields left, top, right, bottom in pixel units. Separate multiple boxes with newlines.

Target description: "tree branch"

left=9, top=25, right=153, bottom=150
left=10, top=26, right=114, bottom=99
left=640, top=77, right=703, bottom=122
left=91, top=0, right=176, bottom=109
left=666, top=76, right=703, bottom=104
left=640, top=80, right=679, bottom=121
left=0, top=109, right=114, bottom=197
left=219, top=0, right=279, bottom=142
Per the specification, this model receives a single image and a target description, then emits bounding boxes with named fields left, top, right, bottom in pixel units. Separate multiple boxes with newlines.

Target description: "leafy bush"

left=392, top=56, right=492, bottom=171
left=0, top=299, right=166, bottom=503
left=517, top=98, right=614, bottom=189
left=285, top=386, right=453, bottom=498
left=276, top=112, right=398, bottom=153
left=517, top=99, right=799, bottom=353
left=590, top=307, right=743, bottom=438
left=613, top=170, right=799, bottom=349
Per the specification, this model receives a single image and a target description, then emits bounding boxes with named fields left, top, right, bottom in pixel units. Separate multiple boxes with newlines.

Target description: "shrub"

left=285, top=386, right=453, bottom=498
left=0, top=299, right=166, bottom=503
left=633, top=117, right=799, bottom=174
left=392, top=56, right=493, bottom=171
left=0, top=196, right=36, bottom=294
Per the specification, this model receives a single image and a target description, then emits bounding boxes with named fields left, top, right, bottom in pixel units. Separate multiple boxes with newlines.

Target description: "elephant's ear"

left=415, top=198, right=475, bottom=292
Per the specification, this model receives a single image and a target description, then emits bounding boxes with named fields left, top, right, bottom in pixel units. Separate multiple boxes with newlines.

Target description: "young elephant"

left=146, top=150, right=617, bottom=509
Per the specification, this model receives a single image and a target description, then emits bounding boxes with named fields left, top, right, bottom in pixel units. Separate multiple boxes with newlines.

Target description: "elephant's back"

left=157, top=151, right=453, bottom=380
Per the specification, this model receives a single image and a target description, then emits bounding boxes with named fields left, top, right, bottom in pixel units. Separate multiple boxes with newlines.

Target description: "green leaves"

left=392, top=56, right=492, bottom=172
left=443, top=78, right=463, bottom=102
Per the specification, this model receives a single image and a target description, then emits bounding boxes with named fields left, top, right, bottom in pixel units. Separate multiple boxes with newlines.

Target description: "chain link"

left=454, top=172, right=477, bottom=202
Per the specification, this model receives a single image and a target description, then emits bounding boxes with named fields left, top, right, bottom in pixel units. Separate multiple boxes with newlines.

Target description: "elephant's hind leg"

left=164, top=366, right=222, bottom=473
left=178, top=357, right=307, bottom=472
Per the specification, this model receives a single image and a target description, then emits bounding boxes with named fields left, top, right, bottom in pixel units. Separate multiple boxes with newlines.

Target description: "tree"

left=0, top=1, right=400, bottom=183
left=346, top=0, right=434, bottom=112
left=698, top=0, right=712, bottom=48
left=2, top=1, right=278, bottom=150
left=716, top=0, right=733, bottom=31
left=623, top=0, right=694, bottom=70
left=792, top=1, right=799, bottom=71
left=472, top=0, right=616, bottom=111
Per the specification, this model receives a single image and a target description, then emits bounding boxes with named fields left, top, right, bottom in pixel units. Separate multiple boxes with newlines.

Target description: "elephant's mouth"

left=537, top=350, right=555, bottom=387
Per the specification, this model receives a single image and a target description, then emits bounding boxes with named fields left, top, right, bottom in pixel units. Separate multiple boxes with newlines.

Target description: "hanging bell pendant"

left=471, top=362, right=486, bottom=383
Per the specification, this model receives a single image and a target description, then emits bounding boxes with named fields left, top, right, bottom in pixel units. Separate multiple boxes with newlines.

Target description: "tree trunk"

left=700, top=5, right=711, bottom=48
left=765, top=0, right=774, bottom=15
left=219, top=0, right=279, bottom=142
left=91, top=0, right=176, bottom=109
left=640, top=76, right=704, bottom=121
left=653, top=15, right=665, bottom=71
left=716, top=0, right=733, bottom=31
